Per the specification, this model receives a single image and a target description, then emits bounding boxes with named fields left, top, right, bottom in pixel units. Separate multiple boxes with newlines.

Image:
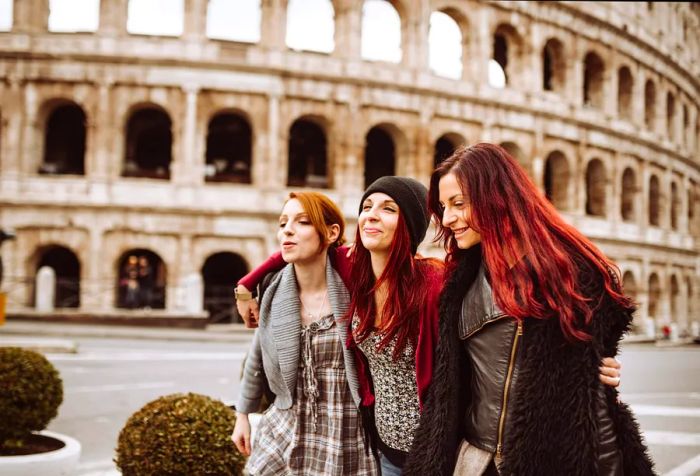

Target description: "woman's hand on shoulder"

left=599, top=356, right=621, bottom=387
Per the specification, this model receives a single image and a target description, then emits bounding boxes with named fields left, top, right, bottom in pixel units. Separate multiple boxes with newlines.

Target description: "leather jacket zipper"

left=496, top=319, right=523, bottom=460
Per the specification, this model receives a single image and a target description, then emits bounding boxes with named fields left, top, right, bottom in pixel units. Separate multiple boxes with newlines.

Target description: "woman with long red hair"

left=405, top=143, right=654, bottom=476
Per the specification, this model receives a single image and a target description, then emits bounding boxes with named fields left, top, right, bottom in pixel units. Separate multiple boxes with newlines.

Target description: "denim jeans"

left=379, top=453, right=402, bottom=476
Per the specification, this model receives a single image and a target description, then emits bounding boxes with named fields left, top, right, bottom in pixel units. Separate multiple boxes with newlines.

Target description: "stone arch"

left=116, top=249, right=167, bottom=309
left=644, top=79, right=656, bottom=130
left=499, top=141, right=529, bottom=175
left=428, top=9, right=465, bottom=80
left=39, top=101, right=86, bottom=175
left=364, top=124, right=402, bottom=188
left=543, top=150, right=569, bottom=210
left=205, top=110, right=252, bottom=183
left=542, top=38, right=565, bottom=93
left=648, top=174, right=661, bottom=226
left=361, top=0, right=403, bottom=63
left=648, top=272, right=661, bottom=319
left=585, top=159, right=606, bottom=217
left=123, top=104, right=173, bottom=180
left=33, top=245, right=81, bottom=309
left=433, top=132, right=465, bottom=168
left=622, top=270, right=637, bottom=300
left=201, top=252, right=249, bottom=323
left=617, top=66, right=634, bottom=120
left=286, top=0, right=334, bottom=53
left=583, top=51, right=605, bottom=108
left=666, top=91, right=676, bottom=141
left=492, top=23, right=523, bottom=86
left=621, top=167, right=637, bottom=222
left=287, top=116, right=329, bottom=188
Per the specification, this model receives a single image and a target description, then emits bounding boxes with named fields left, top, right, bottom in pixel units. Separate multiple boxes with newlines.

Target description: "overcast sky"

left=0, top=0, right=505, bottom=86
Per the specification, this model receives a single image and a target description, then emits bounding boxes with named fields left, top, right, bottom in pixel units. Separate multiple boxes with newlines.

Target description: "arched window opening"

left=206, top=0, right=261, bottom=43
left=202, top=252, right=248, bottom=323
left=645, top=80, right=656, bottom=130
left=124, top=107, right=173, bottom=179
left=0, top=0, right=12, bottom=31
left=127, top=0, right=184, bottom=36
left=364, top=126, right=396, bottom=188
left=361, top=0, right=401, bottom=63
left=48, top=0, right=99, bottom=32
left=40, top=103, right=86, bottom=175
left=617, top=66, right=633, bottom=120
left=648, top=273, right=661, bottom=319
left=621, top=167, right=636, bottom=222
left=428, top=11, right=462, bottom=79
left=434, top=133, right=464, bottom=168
left=542, top=38, right=565, bottom=93
left=286, top=0, right=334, bottom=53
left=116, top=250, right=166, bottom=310
left=683, top=104, right=690, bottom=147
left=648, top=175, right=661, bottom=226
left=205, top=113, right=252, bottom=183
left=670, top=275, right=680, bottom=321
left=585, top=159, right=606, bottom=217
left=287, top=119, right=328, bottom=188
left=666, top=92, right=676, bottom=141
left=583, top=52, right=605, bottom=108
left=500, top=142, right=528, bottom=175
left=622, top=271, right=637, bottom=300
left=544, top=151, right=569, bottom=210
left=671, top=182, right=679, bottom=230
left=35, top=246, right=80, bottom=309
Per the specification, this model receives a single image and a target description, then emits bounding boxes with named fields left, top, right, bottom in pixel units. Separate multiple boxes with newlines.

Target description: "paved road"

left=27, top=337, right=700, bottom=475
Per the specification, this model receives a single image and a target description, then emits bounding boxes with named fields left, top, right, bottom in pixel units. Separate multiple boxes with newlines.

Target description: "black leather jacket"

left=459, top=265, right=622, bottom=474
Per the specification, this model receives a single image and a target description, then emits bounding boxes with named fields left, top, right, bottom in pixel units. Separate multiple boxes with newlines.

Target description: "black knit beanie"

left=359, top=176, right=430, bottom=254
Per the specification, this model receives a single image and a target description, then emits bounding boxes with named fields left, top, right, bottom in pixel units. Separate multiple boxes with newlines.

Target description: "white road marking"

left=642, top=430, right=700, bottom=446
left=46, top=351, right=246, bottom=362
left=68, top=382, right=175, bottom=393
left=630, top=404, right=700, bottom=418
left=665, top=453, right=700, bottom=476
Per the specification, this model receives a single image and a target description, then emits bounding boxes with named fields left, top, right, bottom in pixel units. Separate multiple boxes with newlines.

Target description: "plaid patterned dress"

left=245, top=314, right=379, bottom=476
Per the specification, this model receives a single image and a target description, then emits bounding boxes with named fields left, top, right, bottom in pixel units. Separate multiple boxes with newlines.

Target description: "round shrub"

left=0, top=347, right=63, bottom=446
left=115, top=392, right=245, bottom=476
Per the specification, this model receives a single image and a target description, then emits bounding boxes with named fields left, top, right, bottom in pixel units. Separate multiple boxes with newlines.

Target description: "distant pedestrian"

left=122, top=255, right=140, bottom=309
left=137, top=256, right=154, bottom=309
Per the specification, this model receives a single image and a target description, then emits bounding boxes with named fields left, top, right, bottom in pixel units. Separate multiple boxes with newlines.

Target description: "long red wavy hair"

left=429, top=143, right=632, bottom=341
left=349, top=213, right=435, bottom=358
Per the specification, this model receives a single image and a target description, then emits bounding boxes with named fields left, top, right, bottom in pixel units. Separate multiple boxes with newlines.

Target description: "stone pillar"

left=82, top=227, right=108, bottom=311
left=89, top=83, right=115, bottom=181
left=176, top=274, right=203, bottom=314
left=332, top=0, right=361, bottom=61
left=1, top=79, right=23, bottom=178
left=183, top=0, right=207, bottom=41
left=172, top=85, right=201, bottom=186
left=12, top=0, right=48, bottom=34
left=261, top=93, right=284, bottom=188
left=472, top=8, right=492, bottom=87
left=260, top=0, right=288, bottom=51
left=98, top=0, right=128, bottom=37
left=405, top=0, right=430, bottom=72
left=35, top=266, right=55, bottom=312
left=21, top=82, right=39, bottom=176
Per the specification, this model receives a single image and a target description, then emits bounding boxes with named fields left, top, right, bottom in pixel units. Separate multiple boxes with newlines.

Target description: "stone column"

left=332, top=0, right=361, bottom=61
left=98, top=0, right=128, bottom=37
left=1, top=78, right=23, bottom=179
left=35, top=266, right=55, bottom=312
left=21, top=82, right=39, bottom=176
left=12, top=0, right=48, bottom=34
left=89, top=83, right=115, bottom=181
left=472, top=8, right=492, bottom=87
left=82, top=226, right=109, bottom=311
left=260, top=0, right=288, bottom=52
left=183, top=0, right=207, bottom=41
left=405, top=0, right=430, bottom=73
left=261, top=93, right=284, bottom=188
left=173, top=85, right=202, bottom=186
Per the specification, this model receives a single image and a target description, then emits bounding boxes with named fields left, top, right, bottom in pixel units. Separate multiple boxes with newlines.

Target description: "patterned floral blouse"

left=352, top=314, right=420, bottom=452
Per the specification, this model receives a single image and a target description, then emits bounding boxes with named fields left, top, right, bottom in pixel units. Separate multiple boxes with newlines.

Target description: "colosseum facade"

left=0, top=0, right=698, bottom=334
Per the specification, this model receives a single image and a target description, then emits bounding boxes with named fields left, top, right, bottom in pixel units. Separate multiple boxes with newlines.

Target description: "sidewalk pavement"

left=0, top=319, right=255, bottom=352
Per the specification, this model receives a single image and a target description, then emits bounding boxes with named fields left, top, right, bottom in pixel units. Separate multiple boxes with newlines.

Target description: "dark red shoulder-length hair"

left=348, top=213, right=436, bottom=359
left=429, top=143, right=632, bottom=341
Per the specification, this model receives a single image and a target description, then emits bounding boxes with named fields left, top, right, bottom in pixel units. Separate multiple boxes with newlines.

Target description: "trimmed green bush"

left=115, top=392, right=245, bottom=476
left=0, top=347, right=63, bottom=447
